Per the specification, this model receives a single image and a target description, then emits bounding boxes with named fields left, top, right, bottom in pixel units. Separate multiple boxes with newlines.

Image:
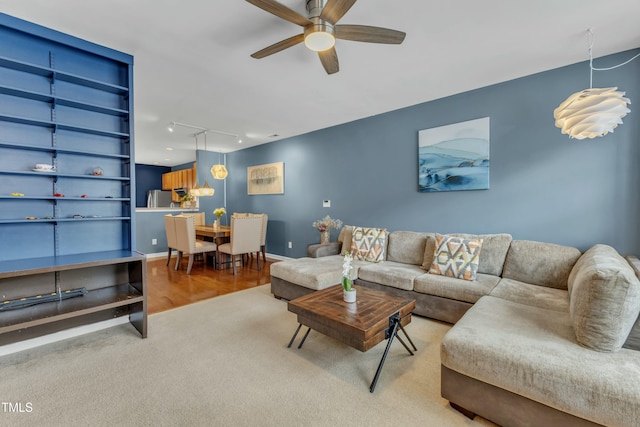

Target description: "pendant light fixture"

left=553, top=29, right=637, bottom=140
left=189, top=134, right=202, bottom=197
left=211, top=152, right=228, bottom=180
left=199, top=133, right=215, bottom=197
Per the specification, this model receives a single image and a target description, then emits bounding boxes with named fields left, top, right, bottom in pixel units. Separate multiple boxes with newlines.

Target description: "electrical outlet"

left=151, top=238, right=157, bottom=245
left=288, top=241, right=292, bottom=249
left=323, top=200, right=331, bottom=207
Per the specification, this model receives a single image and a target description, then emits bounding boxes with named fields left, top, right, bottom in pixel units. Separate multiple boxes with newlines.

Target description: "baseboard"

left=0, top=317, right=130, bottom=357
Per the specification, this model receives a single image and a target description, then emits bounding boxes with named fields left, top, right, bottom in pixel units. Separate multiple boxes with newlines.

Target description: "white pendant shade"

left=199, top=180, right=215, bottom=197
left=211, top=164, right=228, bottom=180
left=554, top=87, right=631, bottom=140
left=189, top=185, right=201, bottom=197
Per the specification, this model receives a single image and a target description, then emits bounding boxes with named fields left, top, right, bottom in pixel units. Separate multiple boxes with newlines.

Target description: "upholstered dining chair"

left=180, top=212, right=205, bottom=226
left=217, top=215, right=263, bottom=275
left=164, top=214, right=178, bottom=266
left=174, top=215, right=217, bottom=274
left=256, top=213, right=268, bottom=263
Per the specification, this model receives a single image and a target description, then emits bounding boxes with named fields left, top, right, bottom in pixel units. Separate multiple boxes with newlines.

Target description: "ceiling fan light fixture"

left=304, top=24, right=335, bottom=52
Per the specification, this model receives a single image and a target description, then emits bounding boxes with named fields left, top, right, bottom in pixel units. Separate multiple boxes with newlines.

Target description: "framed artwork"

left=418, top=117, right=490, bottom=192
left=247, top=161, right=284, bottom=195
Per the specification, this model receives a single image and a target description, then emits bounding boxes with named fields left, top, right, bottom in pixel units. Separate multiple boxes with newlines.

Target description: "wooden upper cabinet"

left=162, top=163, right=197, bottom=202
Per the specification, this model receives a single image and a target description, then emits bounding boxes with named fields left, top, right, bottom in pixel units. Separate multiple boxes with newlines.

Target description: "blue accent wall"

left=135, top=164, right=170, bottom=207
left=223, top=48, right=640, bottom=258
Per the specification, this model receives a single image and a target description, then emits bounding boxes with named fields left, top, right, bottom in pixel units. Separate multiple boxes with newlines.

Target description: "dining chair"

left=217, top=215, right=263, bottom=275
left=255, top=213, right=268, bottom=263
left=174, top=215, right=217, bottom=274
left=180, top=212, right=205, bottom=226
left=164, top=214, right=178, bottom=266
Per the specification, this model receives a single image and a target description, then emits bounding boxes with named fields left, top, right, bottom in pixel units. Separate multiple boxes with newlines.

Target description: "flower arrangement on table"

left=213, top=207, right=226, bottom=226
left=312, top=215, right=343, bottom=244
left=342, top=252, right=354, bottom=292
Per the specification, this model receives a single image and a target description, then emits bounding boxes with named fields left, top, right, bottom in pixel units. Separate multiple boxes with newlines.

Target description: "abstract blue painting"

left=418, top=117, right=490, bottom=192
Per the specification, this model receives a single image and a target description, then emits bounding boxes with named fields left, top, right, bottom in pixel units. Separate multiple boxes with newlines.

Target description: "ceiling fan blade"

left=251, top=34, right=305, bottom=59
left=318, top=47, right=339, bottom=75
left=335, top=25, right=406, bottom=44
left=319, top=0, right=357, bottom=24
left=245, top=0, right=312, bottom=27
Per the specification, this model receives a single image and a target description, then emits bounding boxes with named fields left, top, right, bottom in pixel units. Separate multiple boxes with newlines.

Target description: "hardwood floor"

left=146, top=254, right=276, bottom=314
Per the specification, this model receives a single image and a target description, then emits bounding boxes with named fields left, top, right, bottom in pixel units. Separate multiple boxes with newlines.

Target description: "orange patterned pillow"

left=350, top=227, right=387, bottom=262
left=429, top=234, right=483, bottom=281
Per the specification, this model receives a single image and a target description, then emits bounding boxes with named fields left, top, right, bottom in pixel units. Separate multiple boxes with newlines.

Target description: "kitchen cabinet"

left=161, top=163, right=197, bottom=202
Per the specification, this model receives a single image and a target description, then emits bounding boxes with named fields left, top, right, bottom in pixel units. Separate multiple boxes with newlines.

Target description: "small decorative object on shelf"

left=213, top=207, right=226, bottom=228
left=312, top=215, right=343, bottom=244
left=53, top=193, right=64, bottom=197
left=11, top=192, right=24, bottom=197
left=342, top=251, right=356, bottom=303
left=91, top=166, right=104, bottom=176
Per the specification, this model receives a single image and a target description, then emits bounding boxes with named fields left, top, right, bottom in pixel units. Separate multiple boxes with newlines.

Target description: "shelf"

left=0, top=85, right=129, bottom=117
left=0, top=141, right=130, bottom=159
left=0, top=217, right=130, bottom=224
left=0, top=250, right=144, bottom=277
left=0, top=170, right=130, bottom=181
left=0, top=283, right=143, bottom=333
left=0, top=113, right=129, bottom=139
left=0, top=195, right=129, bottom=201
left=0, top=55, right=129, bottom=95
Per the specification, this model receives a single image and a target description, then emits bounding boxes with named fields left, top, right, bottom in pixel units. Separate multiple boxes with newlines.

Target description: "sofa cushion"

left=414, top=273, right=500, bottom=304
left=490, top=278, right=569, bottom=313
left=357, top=261, right=425, bottom=291
left=429, top=234, right=483, bottom=281
left=420, top=233, right=437, bottom=269
left=568, top=244, right=640, bottom=352
left=269, top=255, right=363, bottom=291
left=338, top=225, right=354, bottom=256
left=502, top=240, right=581, bottom=290
left=441, top=296, right=640, bottom=427
left=450, top=233, right=512, bottom=276
left=350, top=227, right=387, bottom=262
left=386, top=231, right=429, bottom=266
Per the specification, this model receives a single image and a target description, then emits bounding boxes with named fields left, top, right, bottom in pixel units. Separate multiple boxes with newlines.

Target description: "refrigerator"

left=146, top=190, right=173, bottom=208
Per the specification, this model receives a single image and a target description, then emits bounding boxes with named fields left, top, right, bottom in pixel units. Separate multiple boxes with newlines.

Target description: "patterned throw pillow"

left=429, top=234, right=483, bottom=281
left=350, top=227, right=387, bottom=262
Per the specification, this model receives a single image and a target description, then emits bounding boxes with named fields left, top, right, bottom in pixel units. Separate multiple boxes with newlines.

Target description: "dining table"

left=195, top=224, right=231, bottom=269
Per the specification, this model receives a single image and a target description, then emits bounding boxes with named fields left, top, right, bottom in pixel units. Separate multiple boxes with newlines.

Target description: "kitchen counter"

left=136, top=207, right=199, bottom=213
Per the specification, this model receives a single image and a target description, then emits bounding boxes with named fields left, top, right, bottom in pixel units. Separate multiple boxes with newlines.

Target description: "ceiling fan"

left=245, top=0, right=406, bottom=74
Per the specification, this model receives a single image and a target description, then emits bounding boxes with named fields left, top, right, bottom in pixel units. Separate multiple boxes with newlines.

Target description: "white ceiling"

left=1, top=0, right=639, bottom=166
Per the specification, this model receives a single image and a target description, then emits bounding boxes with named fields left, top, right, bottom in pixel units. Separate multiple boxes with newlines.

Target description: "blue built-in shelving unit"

left=0, top=14, right=146, bottom=344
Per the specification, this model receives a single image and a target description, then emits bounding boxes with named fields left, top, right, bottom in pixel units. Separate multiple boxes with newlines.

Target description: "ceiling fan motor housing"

left=304, top=0, right=335, bottom=51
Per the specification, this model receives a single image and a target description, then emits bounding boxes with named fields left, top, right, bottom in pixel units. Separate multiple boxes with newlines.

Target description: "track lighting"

left=168, top=122, right=175, bottom=132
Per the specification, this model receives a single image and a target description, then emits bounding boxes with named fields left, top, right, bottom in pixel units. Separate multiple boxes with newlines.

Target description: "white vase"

left=343, top=288, right=356, bottom=303
left=213, top=219, right=219, bottom=228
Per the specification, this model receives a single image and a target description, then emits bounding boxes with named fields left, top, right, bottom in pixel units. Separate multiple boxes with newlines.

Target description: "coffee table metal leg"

left=298, top=327, right=311, bottom=349
left=287, top=324, right=312, bottom=349
left=399, top=323, right=417, bottom=351
left=287, top=324, right=303, bottom=348
left=370, top=315, right=400, bottom=393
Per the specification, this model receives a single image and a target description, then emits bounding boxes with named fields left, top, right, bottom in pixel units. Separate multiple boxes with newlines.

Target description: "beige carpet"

left=0, top=285, right=495, bottom=426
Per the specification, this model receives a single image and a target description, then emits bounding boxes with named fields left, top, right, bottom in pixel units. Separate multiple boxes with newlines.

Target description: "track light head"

left=168, top=122, right=175, bottom=133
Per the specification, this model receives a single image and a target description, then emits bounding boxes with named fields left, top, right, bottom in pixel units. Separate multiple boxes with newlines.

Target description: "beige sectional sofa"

left=270, top=226, right=640, bottom=427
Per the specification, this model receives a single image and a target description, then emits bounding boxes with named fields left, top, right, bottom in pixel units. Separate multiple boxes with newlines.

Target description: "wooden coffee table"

left=287, top=284, right=417, bottom=392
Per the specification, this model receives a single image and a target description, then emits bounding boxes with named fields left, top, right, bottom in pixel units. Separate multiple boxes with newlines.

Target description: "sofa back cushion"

left=338, top=225, right=354, bottom=255
left=568, top=244, right=640, bottom=352
left=386, top=231, right=429, bottom=266
left=502, top=240, right=581, bottom=289
left=449, top=233, right=512, bottom=276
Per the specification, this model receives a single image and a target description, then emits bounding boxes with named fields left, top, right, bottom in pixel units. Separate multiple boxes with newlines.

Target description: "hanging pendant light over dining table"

left=211, top=152, right=228, bottom=180
left=199, top=133, right=215, bottom=196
